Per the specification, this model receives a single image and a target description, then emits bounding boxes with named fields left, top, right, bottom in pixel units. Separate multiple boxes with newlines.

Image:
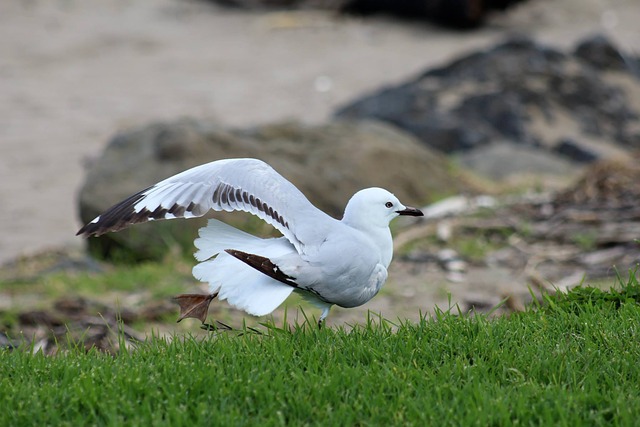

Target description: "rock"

left=555, top=153, right=640, bottom=207
left=206, top=0, right=528, bottom=28
left=17, top=310, right=64, bottom=327
left=457, top=142, right=580, bottom=181
left=341, top=0, right=527, bottom=28
left=78, top=119, right=466, bottom=260
left=574, top=34, right=640, bottom=75
left=553, top=138, right=600, bottom=163
left=0, top=249, right=105, bottom=282
left=335, top=36, right=640, bottom=175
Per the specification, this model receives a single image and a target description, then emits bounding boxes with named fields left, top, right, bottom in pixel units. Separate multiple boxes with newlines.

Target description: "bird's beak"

left=396, top=206, right=424, bottom=217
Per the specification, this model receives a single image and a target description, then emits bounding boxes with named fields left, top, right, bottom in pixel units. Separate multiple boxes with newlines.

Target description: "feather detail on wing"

left=76, top=158, right=336, bottom=254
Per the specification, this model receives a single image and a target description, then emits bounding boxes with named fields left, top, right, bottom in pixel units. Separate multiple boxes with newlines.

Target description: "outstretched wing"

left=77, top=158, right=337, bottom=254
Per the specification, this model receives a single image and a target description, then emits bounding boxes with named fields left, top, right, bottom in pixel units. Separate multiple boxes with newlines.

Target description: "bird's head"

left=342, top=187, right=423, bottom=229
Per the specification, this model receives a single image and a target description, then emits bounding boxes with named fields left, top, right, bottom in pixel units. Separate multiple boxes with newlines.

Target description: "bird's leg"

left=173, top=293, right=218, bottom=323
left=200, top=320, right=234, bottom=332
left=317, top=306, right=331, bottom=329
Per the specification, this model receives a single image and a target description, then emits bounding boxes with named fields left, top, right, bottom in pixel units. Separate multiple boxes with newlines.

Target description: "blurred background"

left=1, top=0, right=639, bottom=349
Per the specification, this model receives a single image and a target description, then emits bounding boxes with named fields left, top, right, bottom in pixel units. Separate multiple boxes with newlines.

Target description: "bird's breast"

left=331, top=263, right=388, bottom=308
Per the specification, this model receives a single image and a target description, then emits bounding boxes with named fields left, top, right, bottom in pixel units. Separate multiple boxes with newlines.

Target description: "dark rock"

left=454, top=92, right=528, bottom=142
left=207, top=0, right=528, bottom=28
left=53, top=296, right=91, bottom=316
left=78, top=119, right=467, bottom=260
left=553, top=138, right=600, bottom=163
left=574, top=34, right=640, bottom=76
left=341, top=0, right=505, bottom=28
left=18, top=310, right=64, bottom=327
left=336, top=36, right=640, bottom=165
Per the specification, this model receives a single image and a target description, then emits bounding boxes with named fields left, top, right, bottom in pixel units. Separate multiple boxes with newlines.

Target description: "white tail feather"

left=192, top=219, right=295, bottom=316
left=194, top=219, right=264, bottom=261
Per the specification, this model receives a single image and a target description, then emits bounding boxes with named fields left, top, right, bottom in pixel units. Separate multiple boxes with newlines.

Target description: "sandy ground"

left=1, top=0, right=639, bottom=265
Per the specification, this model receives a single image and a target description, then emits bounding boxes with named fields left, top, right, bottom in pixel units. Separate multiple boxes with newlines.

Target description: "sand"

left=1, top=0, right=639, bottom=264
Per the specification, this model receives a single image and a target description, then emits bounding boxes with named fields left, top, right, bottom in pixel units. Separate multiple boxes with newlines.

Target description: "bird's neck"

left=343, top=219, right=394, bottom=267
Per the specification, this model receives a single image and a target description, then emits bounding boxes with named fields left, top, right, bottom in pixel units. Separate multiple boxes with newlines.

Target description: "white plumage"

left=192, top=219, right=295, bottom=316
left=77, top=158, right=423, bottom=325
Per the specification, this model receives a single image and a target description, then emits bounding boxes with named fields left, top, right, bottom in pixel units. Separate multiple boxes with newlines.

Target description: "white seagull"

left=77, top=158, right=423, bottom=326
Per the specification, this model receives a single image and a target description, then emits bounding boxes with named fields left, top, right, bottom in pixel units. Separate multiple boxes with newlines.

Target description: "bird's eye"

left=385, top=202, right=393, bottom=208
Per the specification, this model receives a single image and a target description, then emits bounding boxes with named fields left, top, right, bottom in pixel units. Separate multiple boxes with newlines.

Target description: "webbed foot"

left=173, top=293, right=218, bottom=323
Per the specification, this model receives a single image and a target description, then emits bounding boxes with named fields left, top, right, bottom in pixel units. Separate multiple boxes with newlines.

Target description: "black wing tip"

left=76, top=187, right=153, bottom=238
left=76, top=210, right=156, bottom=238
left=76, top=222, right=117, bottom=238
left=76, top=219, right=103, bottom=238
left=76, top=213, right=134, bottom=238
left=76, top=227, right=91, bottom=237
left=76, top=220, right=124, bottom=238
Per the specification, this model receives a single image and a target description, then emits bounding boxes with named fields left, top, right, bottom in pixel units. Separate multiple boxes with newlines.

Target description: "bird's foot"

left=173, top=293, right=218, bottom=323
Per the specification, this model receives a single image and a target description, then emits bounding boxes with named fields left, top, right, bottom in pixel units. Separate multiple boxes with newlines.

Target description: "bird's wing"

left=77, top=158, right=337, bottom=254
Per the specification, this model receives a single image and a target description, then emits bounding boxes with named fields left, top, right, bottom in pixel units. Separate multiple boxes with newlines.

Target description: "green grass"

left=2, top=271, right=640, bottom=426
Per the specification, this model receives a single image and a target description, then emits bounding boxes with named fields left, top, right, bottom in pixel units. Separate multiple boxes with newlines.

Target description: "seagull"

left=77, top=158, right=423, bottom=326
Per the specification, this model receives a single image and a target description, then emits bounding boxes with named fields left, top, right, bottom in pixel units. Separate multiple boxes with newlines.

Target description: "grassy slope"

left=2, top=272, right=640, bottom=427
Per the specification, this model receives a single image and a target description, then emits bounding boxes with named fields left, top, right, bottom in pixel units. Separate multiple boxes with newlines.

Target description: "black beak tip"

left=397, top=207, right=424, bottom=217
